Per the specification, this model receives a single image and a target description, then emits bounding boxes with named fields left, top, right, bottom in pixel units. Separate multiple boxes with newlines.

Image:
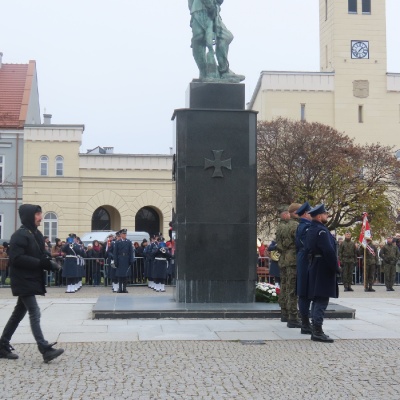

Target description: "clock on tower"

left=351, top=41, right=369, bottom=59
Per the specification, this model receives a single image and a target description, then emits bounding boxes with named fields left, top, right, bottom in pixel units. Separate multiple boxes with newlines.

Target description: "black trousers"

left=1, top=295, right=47, bottom=347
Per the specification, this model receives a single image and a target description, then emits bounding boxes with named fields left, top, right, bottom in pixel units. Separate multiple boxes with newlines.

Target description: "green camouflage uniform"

left=364, top=243, right=379, bottom=287
left=276, top=217, right=299, bottom=321
left=275, top=219, right=288, bottom=317
left=338, top=239, right=357, bottom=289
left=380, top=243, right=400, bottom=290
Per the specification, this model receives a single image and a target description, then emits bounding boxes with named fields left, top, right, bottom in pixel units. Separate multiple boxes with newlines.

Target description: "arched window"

left=55, top=156, right=64, bottom=176
left=92, top=207, right=111, bottom=230
left=40, top=156, right=48, bottom=176
left=395, top=149, right=400, bottom=161
left=135, top=207, right=160, bottom=236
left=44, top=212, right=58, bottom=242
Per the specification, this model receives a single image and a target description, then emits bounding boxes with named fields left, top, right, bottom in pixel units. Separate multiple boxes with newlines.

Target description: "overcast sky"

left=1, top=0, right=399, bottom=154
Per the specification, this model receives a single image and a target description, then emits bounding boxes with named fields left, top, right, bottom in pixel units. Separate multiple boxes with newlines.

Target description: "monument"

left=172, top=0, right=257, bottom=303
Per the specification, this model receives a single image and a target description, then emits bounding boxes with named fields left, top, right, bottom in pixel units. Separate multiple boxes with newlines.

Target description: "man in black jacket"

left=0, top=204, right=64, bottom=362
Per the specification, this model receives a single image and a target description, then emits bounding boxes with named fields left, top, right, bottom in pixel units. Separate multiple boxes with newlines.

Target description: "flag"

left=359, top=212, right=375, bottom=255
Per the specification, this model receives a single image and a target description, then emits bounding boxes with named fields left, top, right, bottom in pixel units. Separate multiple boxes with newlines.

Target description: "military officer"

left=305, top=204, right=340, bottom=343
left=338, top=232, right=357, bottom=292
left=277, top=202, right=302, bottom=328
left=380, top=237, right=400, bottom=291
left=295, top=201, right=313, bottom=334
left=364, top=238, right=378, bottom=292
left=113, top=229, right=134, bottom=293
left=62, top=234, right=85, bottom=293
left=275, top=207, right=290, bottom=321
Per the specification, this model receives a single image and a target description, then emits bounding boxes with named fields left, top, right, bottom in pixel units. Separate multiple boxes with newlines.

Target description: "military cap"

left=142, top=238, right=148, bottom=243
left=295, top=201, right=312, bottom=216
left=115, top=231, right=121, bottom=236
left=308, top=204, right=328, bottom=217
left=120, top=229, right=127, bottom=234
left=288, top=203, right=302, bottom=214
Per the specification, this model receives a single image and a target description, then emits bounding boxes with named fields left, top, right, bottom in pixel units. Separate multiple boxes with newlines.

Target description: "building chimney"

left=43, top=113, right=52, bottom=124
left=0, top=52, right=3, bottom=68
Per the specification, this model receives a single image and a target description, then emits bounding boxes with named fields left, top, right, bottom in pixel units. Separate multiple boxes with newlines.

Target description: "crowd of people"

left=257, top=202, right=400, bottom=344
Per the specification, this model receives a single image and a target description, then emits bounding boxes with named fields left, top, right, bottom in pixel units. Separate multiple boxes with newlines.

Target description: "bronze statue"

left=188, top=0, right=245, bottom=83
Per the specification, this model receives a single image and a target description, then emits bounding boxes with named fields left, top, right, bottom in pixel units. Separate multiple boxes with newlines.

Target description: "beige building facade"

left=249, top=0, right=400, bottom=153
left=22, top=123, right=173, bottom=242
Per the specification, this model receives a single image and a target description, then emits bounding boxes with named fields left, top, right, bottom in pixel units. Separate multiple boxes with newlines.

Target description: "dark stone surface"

left=173, top=106, right=257, bottom=303
left=92, top=294, right=356, bottom=320
left=185, top=82, right=245, bottom=110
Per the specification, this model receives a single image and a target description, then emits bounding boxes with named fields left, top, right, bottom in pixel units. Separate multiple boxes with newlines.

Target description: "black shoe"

left=117, top=289, right=123, bottom=293
left=367, top=287, right=375, bottom=292
left=0, top=342, right=19, bottom=360
left=280, top=316, right=288, bottom=323
left=287, top=319, right=302, bottom=328
left=347, top=287, right=354, bottom=292
left=122, top=290, right=128, bottom=293
left=40, top=342, right=64, bottom=363
left=390, top=288, right=395, bottom=291
left=386, top=288, right=391, bottom=291
left=300, top=317, right=313, bottom=335
left=344, top=288, right=349, bottom=292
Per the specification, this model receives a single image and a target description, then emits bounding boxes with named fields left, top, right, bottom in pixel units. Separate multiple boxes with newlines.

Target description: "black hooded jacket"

left=9, top=204, right=47, bottom=296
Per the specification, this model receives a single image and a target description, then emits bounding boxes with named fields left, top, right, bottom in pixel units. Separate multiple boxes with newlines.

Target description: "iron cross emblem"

left=204, top=150, right=232, bottom=178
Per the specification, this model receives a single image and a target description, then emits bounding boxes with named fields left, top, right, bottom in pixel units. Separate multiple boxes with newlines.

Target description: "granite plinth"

left=92, top=294, right=356, bottom=320
left=173, top=108, right=257, bottom=303
left=185, top=82, right=245, bottom=110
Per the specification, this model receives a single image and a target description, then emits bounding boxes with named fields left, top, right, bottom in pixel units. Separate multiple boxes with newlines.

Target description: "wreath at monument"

left=255, top=282, right=280, bottom=303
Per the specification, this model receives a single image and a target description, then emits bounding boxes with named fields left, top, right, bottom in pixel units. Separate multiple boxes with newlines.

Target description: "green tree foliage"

left=257, top=118, right=400, bottom=235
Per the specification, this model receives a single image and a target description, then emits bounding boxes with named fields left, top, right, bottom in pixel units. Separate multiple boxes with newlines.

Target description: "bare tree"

left=257, top=118, right=400, bottom=235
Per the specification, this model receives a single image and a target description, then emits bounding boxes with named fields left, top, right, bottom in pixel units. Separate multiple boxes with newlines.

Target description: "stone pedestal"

left=172, top=82, right=257, bottom=303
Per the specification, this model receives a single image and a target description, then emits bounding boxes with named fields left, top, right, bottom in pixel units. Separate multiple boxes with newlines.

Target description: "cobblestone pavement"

left=1, top=284, right=400, bottom=399
left=1, top=339, right=400, bottom=400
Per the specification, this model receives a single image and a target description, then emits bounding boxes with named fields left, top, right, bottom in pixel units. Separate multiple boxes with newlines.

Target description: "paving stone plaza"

left=1, top=285, right=400, bottom=399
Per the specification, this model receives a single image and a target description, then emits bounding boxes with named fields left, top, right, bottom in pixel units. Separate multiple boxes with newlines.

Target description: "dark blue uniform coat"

left=305, top=220, right=339, bottom=299
left=296, top=218, right=311, bottom=297
left=113, top=239, right=134, bottom=278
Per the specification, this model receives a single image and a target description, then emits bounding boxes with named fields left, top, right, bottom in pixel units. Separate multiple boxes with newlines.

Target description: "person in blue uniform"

left=106, top=232, right=120, bottom=292
left=113, top=229, right=134, bottom=293
left=305, top=204, right=340, bottom=343
left=151, top=237, right=171, bottom=292
left=62, top=234, right=85, bottom=293
left=295, top=201, right=313, bottom=335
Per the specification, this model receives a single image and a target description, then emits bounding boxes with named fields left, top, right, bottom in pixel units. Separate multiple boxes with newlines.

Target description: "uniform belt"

left=66, top=255, right=77, bottom=258
left=155, top=257, right=166, bottom=260
left=121, top=253, right=128, bottom=256
left=314, top=255, right=322, bottom=258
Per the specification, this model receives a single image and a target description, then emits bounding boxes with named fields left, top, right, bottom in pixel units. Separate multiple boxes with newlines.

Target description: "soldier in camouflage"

left=338, top=232, right=357, bottom=292
left=277, top=203, right=302, bottom=328
left=380, top=237, right=400, bottom=291
left=364, top=238, right=378, bottom=292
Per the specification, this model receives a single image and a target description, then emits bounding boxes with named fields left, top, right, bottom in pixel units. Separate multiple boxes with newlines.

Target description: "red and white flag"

left=359, top=212, right=375, bottom=255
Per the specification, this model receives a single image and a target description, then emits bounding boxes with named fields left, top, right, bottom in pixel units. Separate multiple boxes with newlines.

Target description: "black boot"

left=39, top=342, right=64, bottom=363
left=311, top=325, right=334, bottom=343
left=300, top=316, right=313, bottom=335
left=122, top=281, right=128, bottom=293
left=280, top=312, right=288, bottom=323
left=0, top=341, right=19, bottom=360
left=287, top=318, right=302, bottom=328
left=368, top=285, right=375, bottom=292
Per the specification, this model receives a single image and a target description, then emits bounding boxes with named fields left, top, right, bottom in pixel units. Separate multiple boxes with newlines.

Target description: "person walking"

left=0, top=204, right=64, bottom=361
left=305, top=204, right=340, bottom=343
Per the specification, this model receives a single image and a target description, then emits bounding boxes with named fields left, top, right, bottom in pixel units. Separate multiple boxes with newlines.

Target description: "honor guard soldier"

left=364, top=238, right=378, bottom=292
left=380, top=237, right=400, bottom=291
left=151, top=237, right=171, bottom=292
left=305, top=204, right=340, bottom=343
left=62, top=234, right=85, bottom=293
left=107, top=232, right=120, bottom=292
left=295, top=201, right=313, bottom=334
left=338, top=232, right=357, bottom=292
left=113, top=229, right=134, bottom=293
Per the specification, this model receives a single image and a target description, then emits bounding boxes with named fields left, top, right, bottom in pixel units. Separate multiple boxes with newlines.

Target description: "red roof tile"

left=0, top=63, right=33, bottom=128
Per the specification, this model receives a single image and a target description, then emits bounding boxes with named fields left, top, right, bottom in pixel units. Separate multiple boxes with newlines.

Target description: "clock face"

left=351, top=41, right=369, bottom=59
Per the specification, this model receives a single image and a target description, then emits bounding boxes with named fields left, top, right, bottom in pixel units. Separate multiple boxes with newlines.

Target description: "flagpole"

left=364, top=246, right=367, bottom=290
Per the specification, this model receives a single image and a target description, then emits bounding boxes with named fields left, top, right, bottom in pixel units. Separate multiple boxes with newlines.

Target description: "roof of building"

left=0, top=60, right=36, bottom=128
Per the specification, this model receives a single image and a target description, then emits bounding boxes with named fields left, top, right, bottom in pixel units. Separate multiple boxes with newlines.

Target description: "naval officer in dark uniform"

left=113, top=229, right=134, bottom=293
left=305, top=204, right=340, bottom=343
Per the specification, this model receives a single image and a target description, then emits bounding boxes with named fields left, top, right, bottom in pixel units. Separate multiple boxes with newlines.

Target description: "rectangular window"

left=325, top=45, right=328, bottom=69
left=0, top=214, right=2, bottom=239
left=301, top=104, right=306, bottom=121
left=362, top=0, right=371, bottom=14
left=358, top=105, right=364, bottom=123
left=325, top=0, right=328, bottom=20
left=0, top=156, right=4, bottom=183
left=348, top=0, right=357, bottom=13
